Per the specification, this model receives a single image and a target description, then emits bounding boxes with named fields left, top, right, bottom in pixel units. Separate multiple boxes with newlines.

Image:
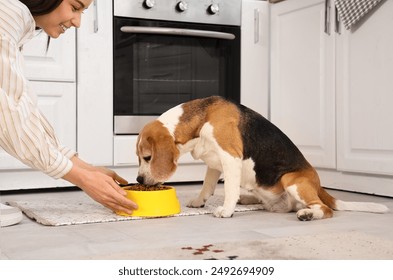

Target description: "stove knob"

left=207, top=3, right=219, bottom=15
left=176, top=1, right=188, bottom=12
left=143, top=0, right=155, bottom=9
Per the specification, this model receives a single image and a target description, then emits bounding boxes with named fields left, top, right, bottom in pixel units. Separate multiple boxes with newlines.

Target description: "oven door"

left=113, top=17, right=240, bottom=134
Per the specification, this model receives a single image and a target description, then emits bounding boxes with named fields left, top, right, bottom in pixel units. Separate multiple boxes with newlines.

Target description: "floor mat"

left=7, top=188, right=263, bottom=226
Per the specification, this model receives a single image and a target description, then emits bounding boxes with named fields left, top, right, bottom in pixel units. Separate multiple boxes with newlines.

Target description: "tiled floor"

left=1, top=183, right=393, bottom=260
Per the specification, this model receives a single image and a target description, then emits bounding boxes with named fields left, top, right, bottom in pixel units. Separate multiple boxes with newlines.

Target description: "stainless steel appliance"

left=113, top=0, right=242, bottom=134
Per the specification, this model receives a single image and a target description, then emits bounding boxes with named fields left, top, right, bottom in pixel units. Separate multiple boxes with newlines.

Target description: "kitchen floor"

left=1, top=183, right=393, bottom=260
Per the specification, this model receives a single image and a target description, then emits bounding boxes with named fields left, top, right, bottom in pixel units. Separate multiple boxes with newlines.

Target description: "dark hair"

left=19, top=0, right=63, bottom=16
left=19, top=0, right=64, bottom=51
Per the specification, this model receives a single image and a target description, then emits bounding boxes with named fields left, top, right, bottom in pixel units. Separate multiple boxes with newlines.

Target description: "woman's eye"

left=72, top=6, right=83, bottom=13
left=143, top=156, right=152, bottom=162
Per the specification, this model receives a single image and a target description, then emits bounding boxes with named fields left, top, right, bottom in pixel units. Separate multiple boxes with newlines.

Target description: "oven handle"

left=120, top=26, right=236, bottom=40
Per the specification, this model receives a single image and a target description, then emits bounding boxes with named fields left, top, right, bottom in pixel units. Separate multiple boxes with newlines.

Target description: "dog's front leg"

left=213, top=157, right=242, bottom=218
left=187, top=167, right=221, bottom=208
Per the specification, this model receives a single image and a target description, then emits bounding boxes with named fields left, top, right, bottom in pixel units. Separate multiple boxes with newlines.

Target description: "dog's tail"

left=319, top=187, right=389, bottom=214
left=334, top=200, right=389, bottom=213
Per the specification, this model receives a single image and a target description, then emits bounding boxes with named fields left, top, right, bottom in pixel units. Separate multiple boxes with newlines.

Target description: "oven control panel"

left=115, top=0, right=241, bottom=26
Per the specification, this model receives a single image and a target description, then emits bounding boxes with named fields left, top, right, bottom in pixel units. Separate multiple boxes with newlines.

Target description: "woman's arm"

left=0, top=33, right=76, bottom=180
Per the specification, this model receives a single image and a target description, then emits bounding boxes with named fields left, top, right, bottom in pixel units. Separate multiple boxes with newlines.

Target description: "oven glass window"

left=114, top=18, right=240, bottom=116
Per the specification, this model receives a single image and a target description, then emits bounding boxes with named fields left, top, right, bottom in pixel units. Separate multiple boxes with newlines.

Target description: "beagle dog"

left=136, top=96, right=389, bottom=220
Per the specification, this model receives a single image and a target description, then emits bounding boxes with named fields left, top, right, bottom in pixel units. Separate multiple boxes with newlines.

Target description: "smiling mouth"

left=60, top=24, right=68, bottom=32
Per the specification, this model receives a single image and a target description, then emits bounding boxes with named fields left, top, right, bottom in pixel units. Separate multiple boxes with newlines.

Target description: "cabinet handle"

left=93, top=0, right=98, bottom=33
left=335, top=6, right=341, bottom=34
left=324, top=0, right=331, bottom=35
left=254, top=9, right=260, bottom=44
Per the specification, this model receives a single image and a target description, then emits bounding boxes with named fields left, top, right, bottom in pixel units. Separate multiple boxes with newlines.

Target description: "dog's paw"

left=187, top=197, right=205, bottom=208
left=213, top=206, right=234, bottom=218
left=296, top=209, right=314, bottom=221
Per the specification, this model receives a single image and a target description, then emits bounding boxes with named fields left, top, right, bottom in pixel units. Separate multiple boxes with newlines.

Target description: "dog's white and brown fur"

left=136, top=96, right=388, bottom=220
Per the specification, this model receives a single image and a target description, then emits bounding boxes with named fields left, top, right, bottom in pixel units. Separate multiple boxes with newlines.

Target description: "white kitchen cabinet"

left=241, top=0, right=270, bottom=117
left=22, top=28, right=76, bottom=82
left=336, top=0, right=393, bottom=176
left=76, top=0, right=113, bottom=166
left=113, top=136, right=139, bottom=167
left=270, top=0, right=393, bottom=196
left=270, top=0, right=336, bottom=168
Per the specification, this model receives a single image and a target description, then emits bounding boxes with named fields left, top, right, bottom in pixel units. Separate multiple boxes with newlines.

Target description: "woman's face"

left=33, top=0, right=93, bottom=38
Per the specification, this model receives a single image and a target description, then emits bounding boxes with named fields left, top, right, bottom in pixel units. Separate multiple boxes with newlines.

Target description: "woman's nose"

left=71, top=13, right=81, bottom=28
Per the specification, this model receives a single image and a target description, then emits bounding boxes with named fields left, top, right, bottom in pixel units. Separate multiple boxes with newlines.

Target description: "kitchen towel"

left=7, top=187, right=263, bottom=226
left=335, top=0, right=384, bottom=29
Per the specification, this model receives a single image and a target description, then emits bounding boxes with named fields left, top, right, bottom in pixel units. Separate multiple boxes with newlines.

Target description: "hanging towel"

left=335, top=0, right=384, bottom=29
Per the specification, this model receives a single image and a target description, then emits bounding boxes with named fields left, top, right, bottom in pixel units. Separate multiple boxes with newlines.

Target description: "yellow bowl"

left=117, top=185, right=181, bottom=217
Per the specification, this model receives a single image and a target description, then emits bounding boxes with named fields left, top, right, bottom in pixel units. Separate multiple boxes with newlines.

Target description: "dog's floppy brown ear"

left=150, top=134, right=179, bottom=182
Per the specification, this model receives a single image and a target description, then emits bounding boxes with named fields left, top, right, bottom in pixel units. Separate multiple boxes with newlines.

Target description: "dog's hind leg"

left=287, top=185, right=333, bottom=221
left=281, top=170, right=334, bottom=221
left=187, top=167, right=221, bottom=208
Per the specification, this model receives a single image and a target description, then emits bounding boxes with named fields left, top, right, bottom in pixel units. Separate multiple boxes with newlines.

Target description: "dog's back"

left=237, top=103, right=311, bottom=186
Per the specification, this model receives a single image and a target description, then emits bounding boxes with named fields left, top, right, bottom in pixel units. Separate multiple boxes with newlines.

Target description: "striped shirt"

left=0, top=0, right=76, bottom=179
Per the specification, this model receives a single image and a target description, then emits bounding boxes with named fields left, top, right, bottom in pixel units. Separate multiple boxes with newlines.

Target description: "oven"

left=113, top=0, right=241, bottom=135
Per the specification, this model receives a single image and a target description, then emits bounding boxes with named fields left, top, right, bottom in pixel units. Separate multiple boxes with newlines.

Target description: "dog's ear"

left=136, top=134, right=142, bottom=165
left=150, top=134, right=179, bottom=182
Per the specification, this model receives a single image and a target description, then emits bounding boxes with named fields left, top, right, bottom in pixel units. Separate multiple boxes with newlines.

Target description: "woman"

left=0, top=0, right=137, bottom=227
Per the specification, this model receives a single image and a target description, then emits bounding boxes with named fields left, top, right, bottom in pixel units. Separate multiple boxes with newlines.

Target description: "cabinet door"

left=0, top=82, right=76, bottom=169
left=336, top=0, right=393, bottom=175
left=77, top=0, right=113, bottom=165
left=241, top=0, right=269, bottom=117
left=21, top=29, right=76, bottom=82
left=270, top=0, right=336, bottom=168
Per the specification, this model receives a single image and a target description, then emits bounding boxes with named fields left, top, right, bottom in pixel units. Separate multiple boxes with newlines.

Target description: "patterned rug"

left=7, top=188, right=263, bottom=226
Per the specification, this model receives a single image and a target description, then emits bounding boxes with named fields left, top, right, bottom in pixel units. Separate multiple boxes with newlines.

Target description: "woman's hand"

left=94, top=166, right=128, bottom=185
left=62, top=156, right=138, bottom=214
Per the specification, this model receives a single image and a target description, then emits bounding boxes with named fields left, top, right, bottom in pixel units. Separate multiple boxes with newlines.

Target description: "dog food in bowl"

left=123, top=184, right=170, bottom=191
left=117, top=184, right=181, bottom=217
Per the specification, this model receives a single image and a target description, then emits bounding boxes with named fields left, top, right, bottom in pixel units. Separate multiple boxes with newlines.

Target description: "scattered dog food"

left=123, top=184, right=170, bottom=191
left=181, top=244, right=236, bottom=259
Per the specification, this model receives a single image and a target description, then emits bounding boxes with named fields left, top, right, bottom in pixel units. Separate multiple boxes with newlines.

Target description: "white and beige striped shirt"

left=0, top=0, right=75, bottom=179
